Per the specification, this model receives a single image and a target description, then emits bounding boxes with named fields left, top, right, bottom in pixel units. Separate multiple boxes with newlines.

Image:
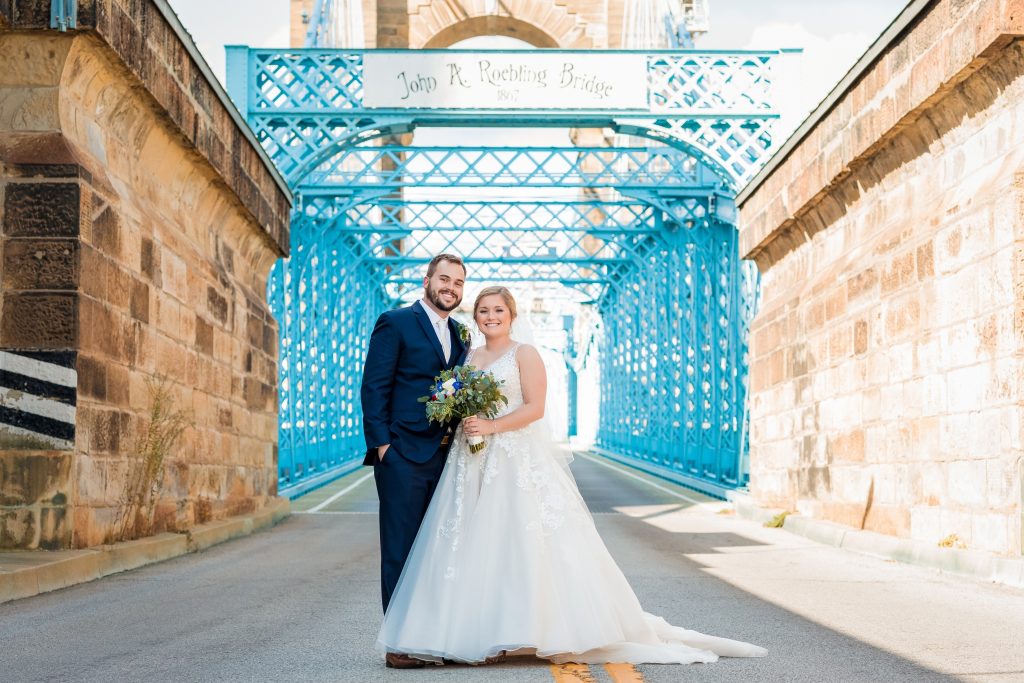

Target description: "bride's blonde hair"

left=473, top=286, right=517, bottom=321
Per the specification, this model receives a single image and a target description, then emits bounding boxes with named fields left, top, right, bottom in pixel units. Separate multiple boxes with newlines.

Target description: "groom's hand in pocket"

left=378, top=444, right=390, bottom=462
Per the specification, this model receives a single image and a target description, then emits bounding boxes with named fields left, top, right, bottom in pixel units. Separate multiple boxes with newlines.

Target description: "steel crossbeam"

left=293, top=195, right=714, bottom=294
left=252, top=113, right=774, bottom=188
left=300, top=199, right=668, bottom=232
left=296, top=145, right=722, bottom=190
left=230, top=43, right=774, bottom=497
left=227, top=47, right=783, bottom=187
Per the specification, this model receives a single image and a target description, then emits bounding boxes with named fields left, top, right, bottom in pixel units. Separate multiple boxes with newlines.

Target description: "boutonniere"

left=457, top=324, right=471, bottom=344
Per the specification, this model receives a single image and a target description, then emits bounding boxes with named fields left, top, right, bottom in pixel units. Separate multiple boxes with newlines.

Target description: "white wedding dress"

left=376, top=343, right=767, bottom=664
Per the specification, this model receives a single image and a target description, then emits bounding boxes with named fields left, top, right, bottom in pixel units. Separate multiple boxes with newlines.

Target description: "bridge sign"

left=363, top=52, right=648, bottom=110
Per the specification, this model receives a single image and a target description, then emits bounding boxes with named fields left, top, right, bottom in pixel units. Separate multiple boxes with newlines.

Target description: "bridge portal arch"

left=422, top=16, right=561, bottom=49
left=233, top=5, right=781, bottom=498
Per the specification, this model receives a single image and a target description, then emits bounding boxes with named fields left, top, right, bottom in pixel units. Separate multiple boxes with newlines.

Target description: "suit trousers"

left=373, top=445, right=447, bottom=612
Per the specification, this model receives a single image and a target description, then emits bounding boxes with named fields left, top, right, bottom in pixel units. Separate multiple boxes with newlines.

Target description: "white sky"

left=168, top=0, right=907, bottom=142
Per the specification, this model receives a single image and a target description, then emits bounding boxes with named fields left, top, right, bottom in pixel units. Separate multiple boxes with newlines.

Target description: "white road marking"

left=304, top=473, right=374, bottom=513
left=298, top=511, right=377, bottom=515
left=299, top=454, right=707, bottom=515
left=575, top=451, right=708, bottom=506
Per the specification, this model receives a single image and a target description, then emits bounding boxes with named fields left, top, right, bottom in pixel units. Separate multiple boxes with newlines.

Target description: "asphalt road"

left=3, top=451, right=1024, bottom=683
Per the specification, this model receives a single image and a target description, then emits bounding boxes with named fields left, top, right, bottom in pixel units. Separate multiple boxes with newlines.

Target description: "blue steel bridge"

left=223, top=42, right=784, bottom=500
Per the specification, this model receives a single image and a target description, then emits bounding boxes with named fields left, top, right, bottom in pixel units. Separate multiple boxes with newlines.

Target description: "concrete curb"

left=0, top=497, right=290, bottom=605
left=727, top=492, right=1024, bottom=590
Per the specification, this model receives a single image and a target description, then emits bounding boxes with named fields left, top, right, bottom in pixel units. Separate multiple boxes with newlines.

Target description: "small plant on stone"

left=113, top=375, right=189, bottom=542
left=764, top=511, right=792, bottom=528
left=937, top=533, right=966, bottom=549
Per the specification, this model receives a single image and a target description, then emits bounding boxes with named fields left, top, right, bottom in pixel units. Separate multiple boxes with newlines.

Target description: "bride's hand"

left=463, top=416, right=490, bottom=436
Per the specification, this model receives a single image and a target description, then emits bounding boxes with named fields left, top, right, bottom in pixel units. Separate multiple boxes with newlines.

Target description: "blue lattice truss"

left=227, top=46, right=779, bottom=497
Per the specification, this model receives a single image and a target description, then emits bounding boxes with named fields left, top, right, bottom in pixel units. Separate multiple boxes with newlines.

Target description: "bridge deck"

left=3, top=455, right=1022, bottom=682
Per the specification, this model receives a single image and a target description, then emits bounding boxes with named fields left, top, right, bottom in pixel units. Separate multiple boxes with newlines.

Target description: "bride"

left=376, top=285, right=767, bottom=665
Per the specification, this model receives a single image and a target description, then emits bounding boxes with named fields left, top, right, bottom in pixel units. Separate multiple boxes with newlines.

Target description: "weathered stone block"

left=161, top=250, right=187, bottom=302
left=81, top=407, right=129, bottom=454
left=37, top=503, right=71, bottom=549
left=140, top=236, right=161, bottom=283
left=862, top=503, right=911, bottom=537
left=884, top=295, right=921, bottom=339
left=104, top=361, right=129, bottom=407
left=0, top=451, right=71, bottom=506
left=129, top=280, right=149, bottom=323
left=0, top=292, right=77, bottom=347
left=195, top=316, right=213, bottom=356
left=0, top=507, right=35, bottom=548
left=0, top=86, right=60, bottom=130
left=847, top=266, right=880, bottom=301
left=829, top=429, right=866, bottom=463
left=0, top=494, right=71, bottom=547
left=916, top=240, right=935, bottom=280
left=90, top=203, right=121, bottom=256
left=971, top=512, right=1010, bottom=553
left=1, top=238, right=79, bottom=289
left=3, top=182, right=79, bottom=237
left=853, top=319, right=869, bottom=355
left=881, top=251, right=917, bottom=293
left=948, top=460, right=989, bottom=507
left=77, top=353, right=106, bottom=400
left=0, top=34, right=70, bottom=85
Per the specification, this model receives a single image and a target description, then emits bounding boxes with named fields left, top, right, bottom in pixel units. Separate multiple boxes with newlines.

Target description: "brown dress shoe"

left=484, top=651, right=507, bottom=665
left=385, top=653, right=426, bottom=669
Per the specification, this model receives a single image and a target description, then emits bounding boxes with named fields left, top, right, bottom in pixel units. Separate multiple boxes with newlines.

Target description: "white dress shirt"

left=419, top=299, right=451, bottom=362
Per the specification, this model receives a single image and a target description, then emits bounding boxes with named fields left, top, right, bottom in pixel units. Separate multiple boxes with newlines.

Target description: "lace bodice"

left=467, top=344, right=522, bottom=417
left=434, top=340, right=579, bottom=562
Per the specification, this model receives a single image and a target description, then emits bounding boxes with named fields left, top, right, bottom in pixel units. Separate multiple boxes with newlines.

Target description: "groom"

left=360, top=253, right=469, bottom=667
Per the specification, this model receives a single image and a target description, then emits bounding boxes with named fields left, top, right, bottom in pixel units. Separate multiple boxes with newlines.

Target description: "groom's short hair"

left=426, top=253, right=466, bottom=277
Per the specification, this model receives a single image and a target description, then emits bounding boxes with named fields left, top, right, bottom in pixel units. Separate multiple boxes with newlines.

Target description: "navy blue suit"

left=360, top=301, right=467, bottom=611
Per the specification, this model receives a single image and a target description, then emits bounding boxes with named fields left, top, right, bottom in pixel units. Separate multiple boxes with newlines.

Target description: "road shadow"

left=565, top=455, right=962, bottom=683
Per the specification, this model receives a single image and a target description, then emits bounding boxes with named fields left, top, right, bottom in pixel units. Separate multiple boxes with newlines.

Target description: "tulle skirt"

left=375, top=424, right=767, bottom=664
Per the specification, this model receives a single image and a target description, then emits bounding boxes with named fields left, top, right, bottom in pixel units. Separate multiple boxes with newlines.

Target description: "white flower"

left=441, top=378, right=457, bottom=397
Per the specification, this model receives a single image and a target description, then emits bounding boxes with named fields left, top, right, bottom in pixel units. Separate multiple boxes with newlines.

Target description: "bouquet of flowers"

left=419, top=365, right=508, bottom=454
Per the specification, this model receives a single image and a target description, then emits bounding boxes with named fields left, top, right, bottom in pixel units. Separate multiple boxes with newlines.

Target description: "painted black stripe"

left=2, top=349, right=77, bottom=369
left=0, top=405, right=75, bottom=441
left=0, top=370, right=77, bottom=406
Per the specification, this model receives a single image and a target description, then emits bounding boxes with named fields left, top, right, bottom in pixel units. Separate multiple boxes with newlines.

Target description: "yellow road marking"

left=604, top=662, right=645, bottom=682
left=550, top=663, right=596, bottom=682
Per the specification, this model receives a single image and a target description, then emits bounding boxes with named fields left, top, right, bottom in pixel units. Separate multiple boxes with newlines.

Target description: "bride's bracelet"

left=490, top=419, right=498, bottom=435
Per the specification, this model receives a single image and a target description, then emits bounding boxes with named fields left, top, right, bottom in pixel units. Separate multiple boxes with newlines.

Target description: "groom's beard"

left=426, top=283, right=462, bottom=312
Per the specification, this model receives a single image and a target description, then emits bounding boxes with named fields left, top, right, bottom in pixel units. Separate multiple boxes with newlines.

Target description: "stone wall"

left=290, top=0, right=378, bottom=49
left=289, top=0, right=625, bottom=49
left=1, top=1, right=290, bottom=549
left=739, top=0, right=1024, bottom=555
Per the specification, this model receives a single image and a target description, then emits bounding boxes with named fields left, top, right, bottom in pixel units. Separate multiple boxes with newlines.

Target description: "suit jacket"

left=360, top=301, right=468, bottom=465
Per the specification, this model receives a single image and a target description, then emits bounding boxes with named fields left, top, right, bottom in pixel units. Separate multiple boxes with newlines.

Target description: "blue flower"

left=453, top=381, right=463, bottom=391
